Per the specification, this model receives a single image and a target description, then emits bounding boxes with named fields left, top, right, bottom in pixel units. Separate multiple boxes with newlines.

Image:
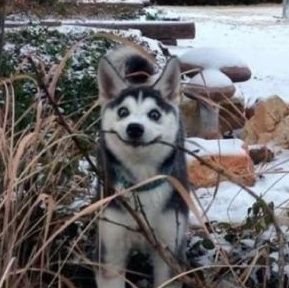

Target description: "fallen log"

left=5, top=20, right=196, bottom=45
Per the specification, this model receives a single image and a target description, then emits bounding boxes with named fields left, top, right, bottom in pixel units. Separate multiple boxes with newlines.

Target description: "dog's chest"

left=124, top=182, right=171, bottom=215
left=105, top=182, right=173, bottom=248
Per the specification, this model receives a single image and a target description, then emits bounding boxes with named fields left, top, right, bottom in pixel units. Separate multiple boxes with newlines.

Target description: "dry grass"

left=0, top=60, right=101, bottom=287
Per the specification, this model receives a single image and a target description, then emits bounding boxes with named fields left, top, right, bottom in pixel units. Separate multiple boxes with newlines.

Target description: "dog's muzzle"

left=126, top=123, right=144, bottom=140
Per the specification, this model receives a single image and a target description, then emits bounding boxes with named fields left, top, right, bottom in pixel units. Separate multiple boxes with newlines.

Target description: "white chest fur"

left=99, top=182, right=185, bottom=252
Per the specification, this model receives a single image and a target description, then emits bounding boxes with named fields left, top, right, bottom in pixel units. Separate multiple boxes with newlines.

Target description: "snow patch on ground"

left=192, top=147, right=289, bottom=224
left=185, top=137, right=247, bottom=158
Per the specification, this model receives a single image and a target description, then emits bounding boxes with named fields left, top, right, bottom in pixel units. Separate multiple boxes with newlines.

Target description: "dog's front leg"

left=96, top=210, right=129, bottom=288
left=97, top=271, right=126, bottom=288
left=152, top=210, right=186, bottom=288
left=153, top=254, right=183, bottom=288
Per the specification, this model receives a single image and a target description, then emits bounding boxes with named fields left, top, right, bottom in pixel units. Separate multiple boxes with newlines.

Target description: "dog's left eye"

left=117, top=107, right=130, bottom=118
left=148, top=109, right=161, bottom=121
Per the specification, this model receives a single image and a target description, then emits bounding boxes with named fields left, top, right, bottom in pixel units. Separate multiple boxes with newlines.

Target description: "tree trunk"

left=0, top=0, right=7, bottom=67
left=282, top=0, right=289, bottom=18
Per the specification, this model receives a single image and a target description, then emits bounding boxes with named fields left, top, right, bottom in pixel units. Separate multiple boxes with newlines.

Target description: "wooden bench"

left=64, top=20, right=196, bottom=45
left=6, top=20, right=195, bottom=45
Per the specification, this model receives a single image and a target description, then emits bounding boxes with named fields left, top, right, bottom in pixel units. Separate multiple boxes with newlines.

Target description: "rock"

left=273, top=115, right=289, bottom=149
left=180, top=95, right=222, bottom=139
left=182, top=70, right=238, bottom=138
left=245, top=105, right=256, bottom=120
left=188, top=155, right=256, bottom=188
left=186, top=138, right=256, bottom=188
left=180, top=63, right=202, bottom=78
left=243, top=96, right=289, bottom=146
left=249, top=146, right=274, bottom=165
left=197, top=102, right=221, bottom=139
left=254, top=96, right=289, bottom=132
left=220, top=66, right=251, bottom=83
left=178, top=47, right=251, bottom=82
left=180, top=98, right=199, bottom=137
left=183, top=69, right=236, bottom=102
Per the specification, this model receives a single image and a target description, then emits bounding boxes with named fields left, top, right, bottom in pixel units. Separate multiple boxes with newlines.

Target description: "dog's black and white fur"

left=96, top=47, right=189, bottom=288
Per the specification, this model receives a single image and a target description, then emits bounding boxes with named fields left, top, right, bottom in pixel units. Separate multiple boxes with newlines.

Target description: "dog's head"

left=98, top=56, right=181, bottom=167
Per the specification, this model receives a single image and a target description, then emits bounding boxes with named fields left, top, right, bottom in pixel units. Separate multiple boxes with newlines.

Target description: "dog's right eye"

left=117, top=107, right=130, bottom=118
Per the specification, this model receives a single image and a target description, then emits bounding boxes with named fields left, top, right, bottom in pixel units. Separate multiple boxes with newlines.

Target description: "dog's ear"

left=97, top=57, right=127, bottom=102
left=153, top=57, right=180, bottom=102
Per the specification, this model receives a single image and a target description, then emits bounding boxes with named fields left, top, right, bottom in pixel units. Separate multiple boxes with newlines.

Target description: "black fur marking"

left=125, top=55, right=154, bottom=75
left=105, top=87, right=176, bottom=115
left=125, top=55, right=154, bottom=84
left=127, top=74, right=150, bottom=84
left=163, top=121, right=190, bottom=214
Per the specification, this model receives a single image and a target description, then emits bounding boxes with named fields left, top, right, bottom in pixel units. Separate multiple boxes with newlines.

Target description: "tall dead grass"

left=0, top=63, right=102, bottom=287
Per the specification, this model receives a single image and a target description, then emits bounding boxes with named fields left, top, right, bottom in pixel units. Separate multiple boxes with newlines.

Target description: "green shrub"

left=1, top=26, right=111, bottom=134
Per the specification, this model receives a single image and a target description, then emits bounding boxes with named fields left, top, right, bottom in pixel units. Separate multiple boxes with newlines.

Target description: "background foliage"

left=1, top=27, right=111, bottom=133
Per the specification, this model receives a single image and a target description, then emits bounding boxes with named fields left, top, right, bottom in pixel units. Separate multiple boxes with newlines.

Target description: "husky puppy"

left=96, top=47, right=189, bottom=288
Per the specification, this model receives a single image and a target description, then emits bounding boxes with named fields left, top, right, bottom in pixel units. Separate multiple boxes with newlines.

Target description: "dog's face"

left=98, top=55, right=181, bottom=171
left=102, top=87, right=179, bottom=148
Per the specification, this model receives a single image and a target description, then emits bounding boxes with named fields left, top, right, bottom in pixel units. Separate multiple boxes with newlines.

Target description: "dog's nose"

left=126, top=123, right=144, bottom=139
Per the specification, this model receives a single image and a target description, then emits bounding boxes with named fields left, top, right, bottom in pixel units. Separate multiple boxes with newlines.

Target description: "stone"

left=273, top=115, right=289, bottom=149
left=249, top=146, right=274, bottom=165
left=243, top=95, right=289, bottom=146
left=180, top=63, right=202, bottom=78
left=179, top=98, right=199, bottom=137
left=220, top=66, right=251, bottom=82
left=183, top=69, right=236, bottom=102
left=254, top=96, right=289, bottom=132
left=187, top=155, right=256, bottom=188
left=180, top=95, right=222, bottom=138
left=186, top=138, right=256, bottom=188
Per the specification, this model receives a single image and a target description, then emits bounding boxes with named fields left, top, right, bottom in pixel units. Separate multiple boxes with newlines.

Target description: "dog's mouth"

left=102, top=130, right=161, bottom=147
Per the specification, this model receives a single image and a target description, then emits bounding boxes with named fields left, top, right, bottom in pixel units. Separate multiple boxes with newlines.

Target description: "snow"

left=187, top=68, right=233, bottom=87
left=185, top=137, right=247, bottom=158
left=178, top=47, right=248, bottom=70
left=158, top=4, right=289, bottom=106
left=184, top=138, right=289, bottom=225
left=190, top=147, right=289, bottom=224
left=56, top=24, right=142, bottom=38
